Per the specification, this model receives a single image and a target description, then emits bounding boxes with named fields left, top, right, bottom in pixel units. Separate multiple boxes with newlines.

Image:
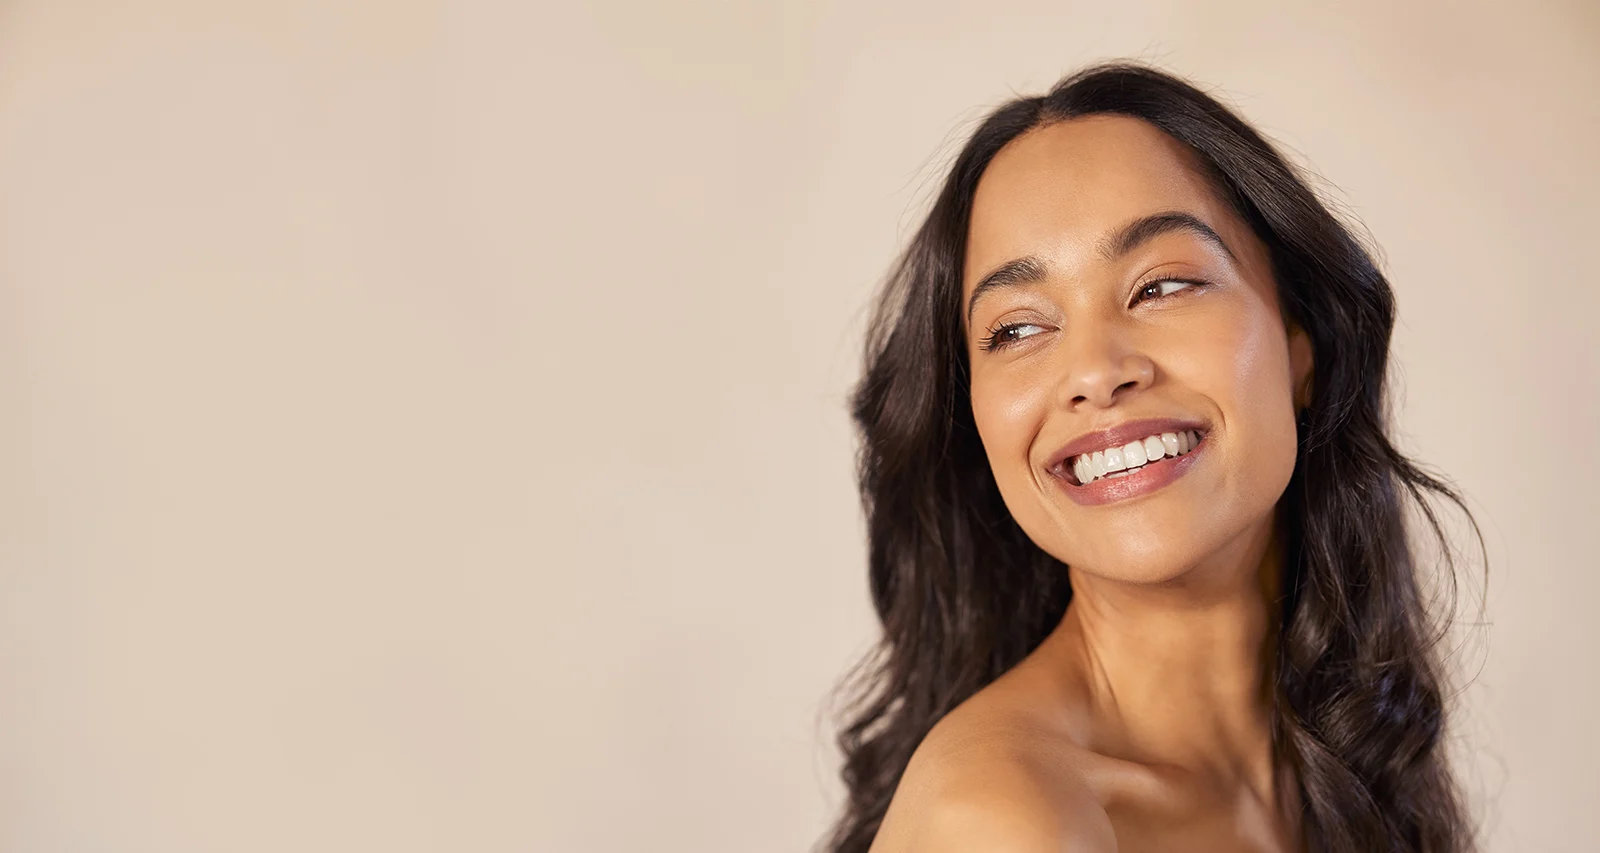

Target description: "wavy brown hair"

left=823, top=62, right=1485, bottom=853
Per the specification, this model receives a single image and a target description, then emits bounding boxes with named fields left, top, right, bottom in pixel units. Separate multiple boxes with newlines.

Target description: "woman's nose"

left=1054, top=323, right=1155, bottom=410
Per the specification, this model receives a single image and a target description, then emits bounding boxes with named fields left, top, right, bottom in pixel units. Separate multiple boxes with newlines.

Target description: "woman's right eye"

left=979, top=322, right=1046, bottom=352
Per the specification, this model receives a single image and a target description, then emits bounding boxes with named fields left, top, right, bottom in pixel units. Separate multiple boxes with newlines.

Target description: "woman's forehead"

left=964, top=116, right=1233, bottom=285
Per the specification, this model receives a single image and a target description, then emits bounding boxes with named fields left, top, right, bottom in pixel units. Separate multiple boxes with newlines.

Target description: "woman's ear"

left=1289, top=322, right=1314, bottom=412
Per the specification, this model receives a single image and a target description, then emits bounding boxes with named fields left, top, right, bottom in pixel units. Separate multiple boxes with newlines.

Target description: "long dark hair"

left=824, top=62, right=1485, bottom=853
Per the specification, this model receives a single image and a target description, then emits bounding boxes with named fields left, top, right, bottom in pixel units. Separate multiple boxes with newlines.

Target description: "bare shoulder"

left=868, top=693, right=1117, bottom=852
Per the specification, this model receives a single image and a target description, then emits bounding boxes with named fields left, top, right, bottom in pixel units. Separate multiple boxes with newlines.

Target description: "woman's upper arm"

left=918, top=782, right=1117, bottom=853
left=872, top=756, right=1117, bottom=853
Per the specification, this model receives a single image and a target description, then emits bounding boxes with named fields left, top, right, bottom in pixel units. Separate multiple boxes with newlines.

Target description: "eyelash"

left=977, top=277, right=1209, bottom=353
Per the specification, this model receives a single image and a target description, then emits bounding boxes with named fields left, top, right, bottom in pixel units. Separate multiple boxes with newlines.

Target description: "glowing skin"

left=868, top=116, right=1315, bottom=852
left=962, top=120, right=1309, bottom=582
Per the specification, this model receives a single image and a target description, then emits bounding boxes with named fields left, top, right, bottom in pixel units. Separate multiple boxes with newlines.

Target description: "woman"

left=824, top=63, right=1482, bottom=852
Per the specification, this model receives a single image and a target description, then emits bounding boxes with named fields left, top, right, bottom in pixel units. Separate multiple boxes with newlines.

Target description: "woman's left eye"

left=1133, top=278, right=1197, bottom=305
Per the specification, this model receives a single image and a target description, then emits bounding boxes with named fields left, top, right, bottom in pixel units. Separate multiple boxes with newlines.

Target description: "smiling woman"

left=823, top=63, right=1484, bottom=853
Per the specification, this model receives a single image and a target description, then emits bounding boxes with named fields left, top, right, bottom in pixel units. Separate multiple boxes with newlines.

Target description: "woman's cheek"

left=1220, top=308, right=1301, bottom=503
left=972, top=368, right=1055, bottom=512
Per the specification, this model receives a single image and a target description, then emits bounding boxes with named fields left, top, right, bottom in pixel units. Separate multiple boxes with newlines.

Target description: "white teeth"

left=1068, top=428, right=1206, bottom=485
left=1103, top=446, right=1125, bottom=473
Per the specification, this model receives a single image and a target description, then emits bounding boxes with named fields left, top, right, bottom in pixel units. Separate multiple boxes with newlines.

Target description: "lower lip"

left=1052, top=436, right=1208, bottom=506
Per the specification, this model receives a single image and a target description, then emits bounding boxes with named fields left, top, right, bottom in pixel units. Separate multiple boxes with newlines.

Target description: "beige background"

left=0, top=1, right=1594, bottom=851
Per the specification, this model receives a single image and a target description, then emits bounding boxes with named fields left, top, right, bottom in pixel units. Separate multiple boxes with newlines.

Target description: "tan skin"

left=867, top=116, right=1316, bottom=852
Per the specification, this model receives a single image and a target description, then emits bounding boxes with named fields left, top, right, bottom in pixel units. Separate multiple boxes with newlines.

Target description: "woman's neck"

left=1044, top=510, right=1288, bottom=803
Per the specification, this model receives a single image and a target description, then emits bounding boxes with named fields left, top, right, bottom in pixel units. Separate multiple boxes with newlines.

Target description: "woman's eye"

left=980, top=322, right=1047, bottom=352
left=1134, top=278, right=1196, bottom=304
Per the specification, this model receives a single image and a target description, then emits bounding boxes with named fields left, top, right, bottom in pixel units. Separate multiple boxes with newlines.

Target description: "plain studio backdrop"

left=0, top=1, right=1595, bottom=851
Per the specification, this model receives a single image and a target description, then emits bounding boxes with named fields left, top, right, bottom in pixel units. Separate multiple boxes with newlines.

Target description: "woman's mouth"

left=1052, top=428, right=1209, bottom=506
left=1063, top=429, right=1205, bottom=486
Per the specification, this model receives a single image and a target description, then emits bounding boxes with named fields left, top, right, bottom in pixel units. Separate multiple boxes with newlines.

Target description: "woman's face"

left=962, top=115, right=1313, bottom=583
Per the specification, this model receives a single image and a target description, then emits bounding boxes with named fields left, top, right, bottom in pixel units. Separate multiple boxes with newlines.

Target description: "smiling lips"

left=1043, top=417, right=1211, bottom=506
left=1067, top=429, right=1204, bottom=486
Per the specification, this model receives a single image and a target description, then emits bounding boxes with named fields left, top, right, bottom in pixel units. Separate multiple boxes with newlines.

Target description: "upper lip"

left=1043, top=416, right=1211, bottom=476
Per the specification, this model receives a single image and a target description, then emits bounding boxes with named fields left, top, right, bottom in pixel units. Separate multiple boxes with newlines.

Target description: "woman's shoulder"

left=867, top=679, right=1121, bottom=852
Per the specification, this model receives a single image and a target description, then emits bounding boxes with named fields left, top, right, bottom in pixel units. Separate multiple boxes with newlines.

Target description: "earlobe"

left=1289, top=324, right=1314, bottom=410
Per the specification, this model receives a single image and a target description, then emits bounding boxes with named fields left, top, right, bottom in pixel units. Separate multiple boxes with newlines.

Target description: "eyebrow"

left=965, top=211, right=1236, bottom=326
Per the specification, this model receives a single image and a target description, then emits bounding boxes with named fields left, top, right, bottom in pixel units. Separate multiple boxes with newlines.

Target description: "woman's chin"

left=1070, top=559, right=1197, bottom=588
